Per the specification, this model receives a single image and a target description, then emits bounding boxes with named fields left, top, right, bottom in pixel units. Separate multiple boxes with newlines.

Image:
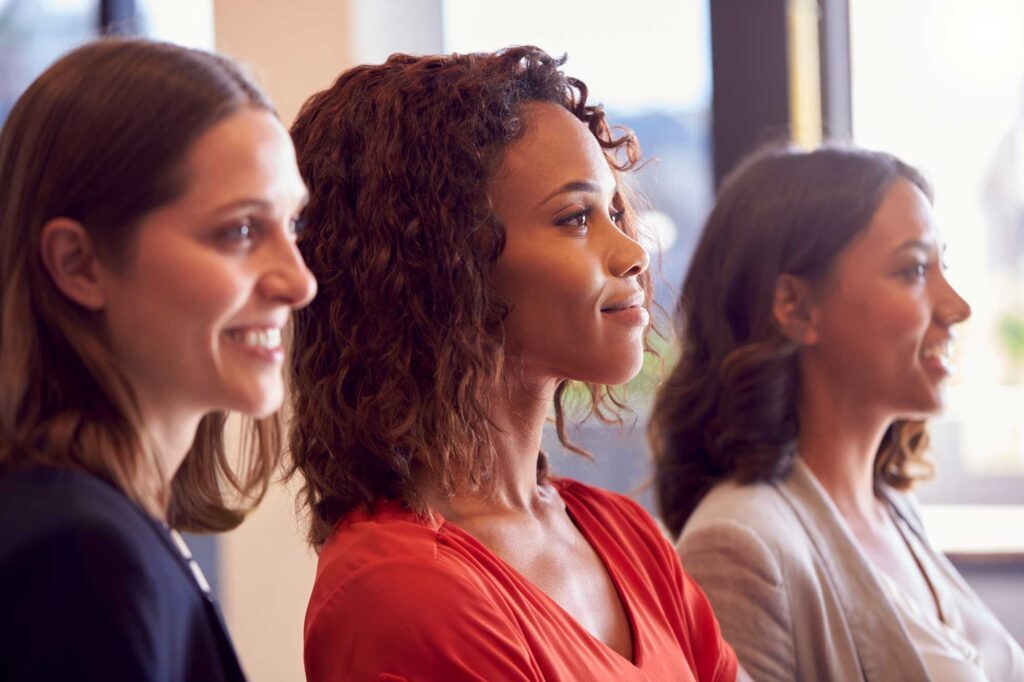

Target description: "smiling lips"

left=225, top=326, right=285, bottom=361
left=920, top=338, right=953, bottom=376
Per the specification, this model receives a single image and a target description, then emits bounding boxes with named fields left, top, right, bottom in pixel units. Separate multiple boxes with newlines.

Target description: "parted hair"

left=289, top=46, right=652, bottom=549
left=0, top=39, right=282, bottom=531
left=651, top=145, right=933, bottom=537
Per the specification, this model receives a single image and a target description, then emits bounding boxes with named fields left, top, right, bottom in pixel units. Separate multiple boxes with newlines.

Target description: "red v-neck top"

left=304, top=478, right=738, bottom=681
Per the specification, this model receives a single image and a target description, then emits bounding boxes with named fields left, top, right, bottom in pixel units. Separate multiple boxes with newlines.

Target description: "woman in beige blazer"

left=650, top=145, right=1024, bottom=681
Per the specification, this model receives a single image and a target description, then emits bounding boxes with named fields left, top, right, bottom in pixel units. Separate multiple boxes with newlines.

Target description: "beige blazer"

left=678, top=459, right=1024, bottom=682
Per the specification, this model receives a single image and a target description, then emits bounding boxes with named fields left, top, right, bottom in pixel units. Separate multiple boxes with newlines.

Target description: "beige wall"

left=212, top=3, right=442, bottom=680
left=214, top=0, right=353, bottom=125
left=214, top=2, right=351, bottom=681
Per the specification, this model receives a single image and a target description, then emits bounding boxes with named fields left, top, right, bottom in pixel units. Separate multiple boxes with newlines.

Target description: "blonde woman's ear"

left=772, top=272, right=819, bottom=345
left=39, top=218, right=107, bottom=311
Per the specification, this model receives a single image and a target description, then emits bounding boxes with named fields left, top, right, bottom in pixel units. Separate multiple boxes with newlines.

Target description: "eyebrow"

left=893, top=238, right=942, bottom=255
left=211, top=191, right=310, bottom=216
left=535, top=180, right=616, bottom=209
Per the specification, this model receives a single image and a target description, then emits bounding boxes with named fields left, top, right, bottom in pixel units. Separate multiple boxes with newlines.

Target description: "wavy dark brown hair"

left=0, top=39, right=282, bottom=532
left=289, top=46, right=653, bottom=549
left=651, top=145, right=934, bottom=537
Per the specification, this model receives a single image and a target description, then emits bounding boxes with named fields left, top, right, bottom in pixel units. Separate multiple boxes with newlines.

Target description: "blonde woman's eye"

left=610, top=208, right=626, bottom=225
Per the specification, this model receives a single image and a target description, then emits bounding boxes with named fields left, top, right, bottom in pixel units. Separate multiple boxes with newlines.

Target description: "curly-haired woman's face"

left=804, top=178, right=970, bottom=418
left=490, top=102, right=650, bottom=386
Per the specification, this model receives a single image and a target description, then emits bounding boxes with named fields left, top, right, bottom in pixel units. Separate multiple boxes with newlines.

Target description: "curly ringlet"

left=0, top=38, right=284, bottom=531
left=289, top=46, right=655, bottom=549
left=651, top=144, right=934, bottom=538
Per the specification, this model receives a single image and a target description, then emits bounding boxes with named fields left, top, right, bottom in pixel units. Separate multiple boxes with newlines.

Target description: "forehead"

left=855, top=178, right=937, bottom=252
left=493, top=101, right=613, bottom=199
left=176, top=107, right=303, bottom=205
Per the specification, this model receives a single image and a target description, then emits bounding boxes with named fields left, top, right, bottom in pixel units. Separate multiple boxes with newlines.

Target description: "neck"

left=137, top=398, right=203, bottom=511
left=419, top=373, right=558, bottom=521
left=796, top=364, right=891, bottom=525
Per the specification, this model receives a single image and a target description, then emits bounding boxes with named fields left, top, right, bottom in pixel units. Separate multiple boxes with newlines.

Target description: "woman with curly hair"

left=289, top=47, right=740, bottom=681
left=651, top=145, right=1024, bottom=680
left=0, top=39, right=315, bottom=679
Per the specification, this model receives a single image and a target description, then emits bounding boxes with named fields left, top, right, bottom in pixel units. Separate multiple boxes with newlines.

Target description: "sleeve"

left=666, top=538, right=739, bottom=682
left=0, top=521, right=164, bottom=681
left=678, top=521, right=795, bottom=682
left=304, top=558, right=542, bottom=682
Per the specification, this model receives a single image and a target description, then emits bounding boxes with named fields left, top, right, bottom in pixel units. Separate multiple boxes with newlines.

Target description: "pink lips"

left=920, top=338, right=954, bottom=380
left=920, top=353, right=951, bottom=380
left=223, top=326, right=285, bottom=364
left=600, top=293, right=649, bottom=327
left=603, top=306, right=650, bottom=326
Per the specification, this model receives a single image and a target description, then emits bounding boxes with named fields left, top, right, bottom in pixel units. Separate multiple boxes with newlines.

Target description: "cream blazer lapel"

left=773, top=460, right=931, bottom=681
left=883, top=489, right=1024, bottom=680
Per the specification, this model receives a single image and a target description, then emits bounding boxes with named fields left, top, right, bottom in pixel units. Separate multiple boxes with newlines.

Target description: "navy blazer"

left=0, top=466, right=246, bottom=681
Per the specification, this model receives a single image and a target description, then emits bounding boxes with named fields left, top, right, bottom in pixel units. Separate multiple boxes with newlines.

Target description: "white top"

left=873, top=514, right=991, bottom=681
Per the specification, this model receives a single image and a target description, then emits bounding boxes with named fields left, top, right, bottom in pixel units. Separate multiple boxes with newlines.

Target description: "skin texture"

left=780, top=178, right=970, bottom=619
left=805, top=178, right=968, bottom=422
left=491, top=102, right=650, bottom=387
left=87, top=108, right=315, bottom=474
left=419, top=102, right=649, bottom=660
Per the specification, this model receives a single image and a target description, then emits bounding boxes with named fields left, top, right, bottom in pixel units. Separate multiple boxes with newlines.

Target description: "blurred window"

left=0, top=0, right=96, bottom=125
left=851, top=0, right=1024, bottom=503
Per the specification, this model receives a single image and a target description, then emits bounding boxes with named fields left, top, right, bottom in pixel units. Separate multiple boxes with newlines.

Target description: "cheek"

left=120, top=250, right=251, bottom=342
left=823, top=288, right=930, bottom=370
left=495, top=250, right=601, bottom=333
left=866, top=288, right=931, bottom=345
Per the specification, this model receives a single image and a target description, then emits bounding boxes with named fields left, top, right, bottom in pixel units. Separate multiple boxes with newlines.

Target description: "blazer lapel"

left=774, top=459, right=931, bottom=682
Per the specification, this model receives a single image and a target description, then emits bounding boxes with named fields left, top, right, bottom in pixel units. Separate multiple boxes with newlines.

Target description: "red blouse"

left=304, top=478, right=738, bottom=681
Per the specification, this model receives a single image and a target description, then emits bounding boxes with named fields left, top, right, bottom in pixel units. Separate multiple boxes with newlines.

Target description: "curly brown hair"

left=650, top=145, right=934, bottom=537
left=289, top=46, right=653, bottom=549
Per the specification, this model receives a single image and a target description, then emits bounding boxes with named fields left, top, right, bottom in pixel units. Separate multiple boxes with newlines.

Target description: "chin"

left=899, top=395, right=944, bottom=421
left=230, top=384, right=284, bottom=419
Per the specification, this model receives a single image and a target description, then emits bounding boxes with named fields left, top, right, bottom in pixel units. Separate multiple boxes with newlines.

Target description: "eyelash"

left=216, top=214, right=305, bottom=249
left=900, top=262, right=928, bottom=281
left=218, top=221, right=256, bottom=245
left=556, top=206, right=626, bottom=230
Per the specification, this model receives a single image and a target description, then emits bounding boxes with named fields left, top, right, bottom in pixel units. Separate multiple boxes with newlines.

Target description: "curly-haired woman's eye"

left=556, top=207, right=592, bottom=231
left=610, top=207, right=626, bottom=226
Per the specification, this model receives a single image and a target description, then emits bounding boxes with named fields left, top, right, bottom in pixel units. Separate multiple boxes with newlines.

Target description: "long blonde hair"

left=0, top=39, right=281, bottom=532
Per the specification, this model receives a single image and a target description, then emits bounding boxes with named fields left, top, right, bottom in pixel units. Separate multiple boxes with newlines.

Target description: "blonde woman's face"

left=490, top=102, right=650, bottom=387
left=97, top=108, right=316, bottom=422
left=806, top=178, right=971, bottom=418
